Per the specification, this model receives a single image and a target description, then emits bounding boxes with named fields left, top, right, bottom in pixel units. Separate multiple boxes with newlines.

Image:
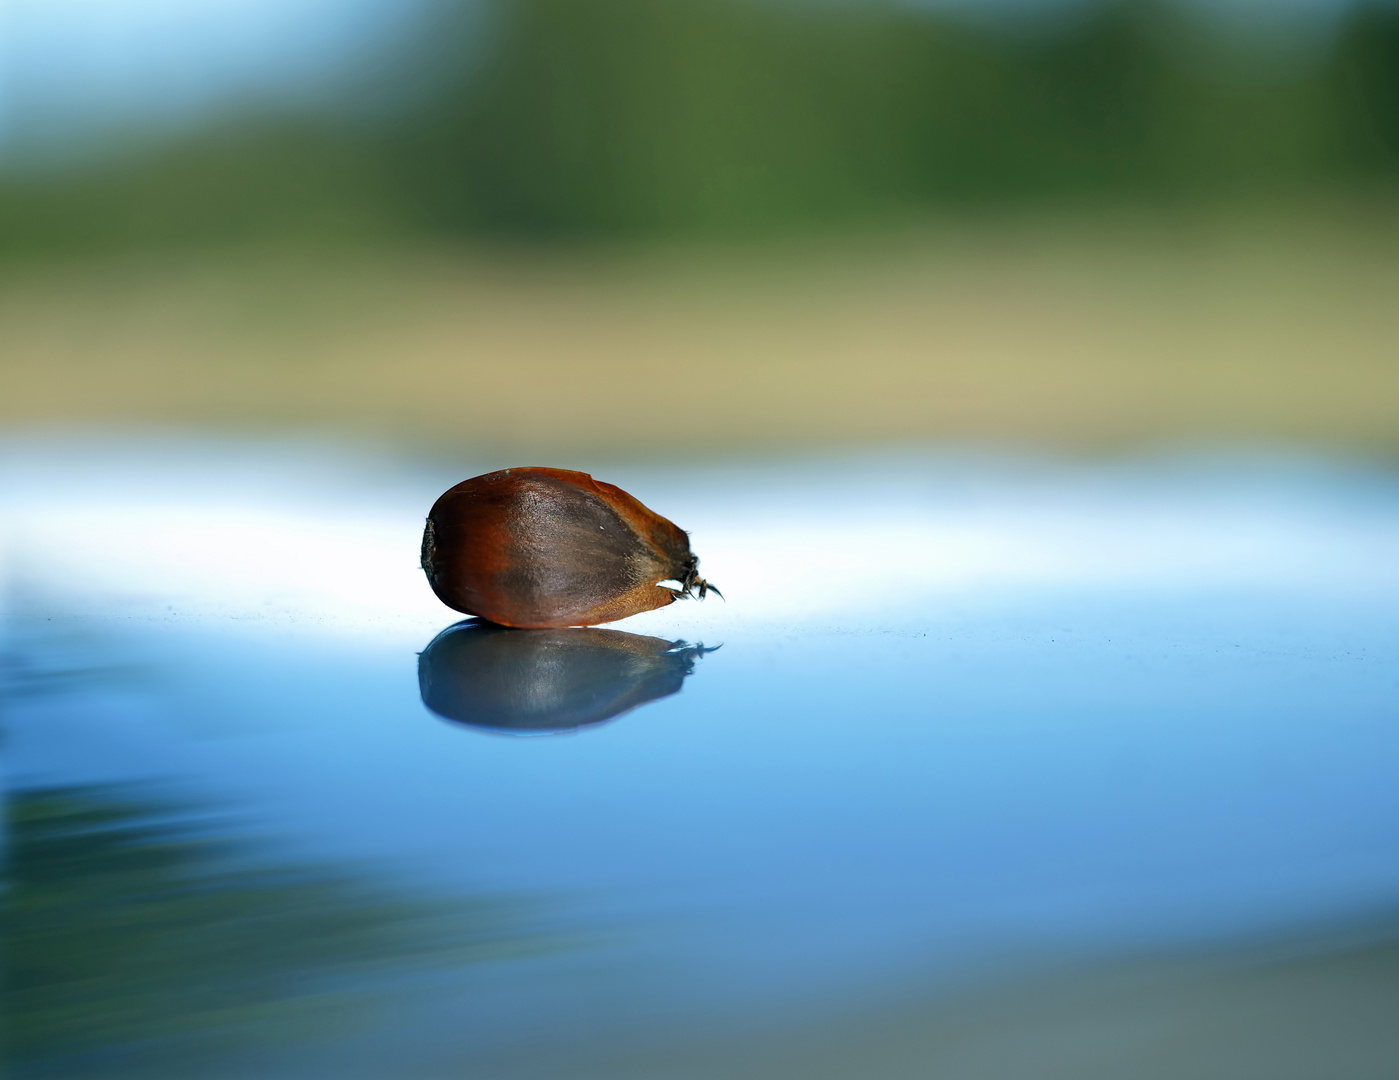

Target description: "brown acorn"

left=420, top=467, right=718, bottom=628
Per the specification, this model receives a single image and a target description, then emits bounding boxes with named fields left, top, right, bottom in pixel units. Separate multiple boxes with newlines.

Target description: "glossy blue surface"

left=3, top=439, right=1397, bottom=1074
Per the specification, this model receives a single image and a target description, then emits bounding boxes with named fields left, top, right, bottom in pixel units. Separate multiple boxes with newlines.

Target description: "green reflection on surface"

left=3, top=785, right=542, bottom=1075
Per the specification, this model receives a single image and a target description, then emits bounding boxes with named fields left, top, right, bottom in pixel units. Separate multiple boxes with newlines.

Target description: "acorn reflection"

left=418, top=621, right=715, bottom=735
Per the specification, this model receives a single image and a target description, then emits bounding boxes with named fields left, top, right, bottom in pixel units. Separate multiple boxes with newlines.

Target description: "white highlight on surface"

left=1, top=438, right=1397, bottom=641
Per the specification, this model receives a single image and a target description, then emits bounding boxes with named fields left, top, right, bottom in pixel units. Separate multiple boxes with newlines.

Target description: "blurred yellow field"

left=4, top=206, right=1397, bottom=457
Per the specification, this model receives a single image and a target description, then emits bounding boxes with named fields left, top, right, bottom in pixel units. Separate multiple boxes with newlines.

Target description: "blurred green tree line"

left=1, top=0, right=1397, bottom=252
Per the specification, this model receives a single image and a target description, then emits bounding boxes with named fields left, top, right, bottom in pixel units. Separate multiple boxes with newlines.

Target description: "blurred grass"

left=2, top=202, right=1397, bottom=457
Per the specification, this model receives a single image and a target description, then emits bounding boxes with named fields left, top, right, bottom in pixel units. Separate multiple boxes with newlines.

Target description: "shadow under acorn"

left=418, top=621, right=717, bottom=736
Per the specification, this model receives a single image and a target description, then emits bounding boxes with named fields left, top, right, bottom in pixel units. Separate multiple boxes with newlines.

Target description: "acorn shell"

left=421, top=467, right=701, bottom=628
